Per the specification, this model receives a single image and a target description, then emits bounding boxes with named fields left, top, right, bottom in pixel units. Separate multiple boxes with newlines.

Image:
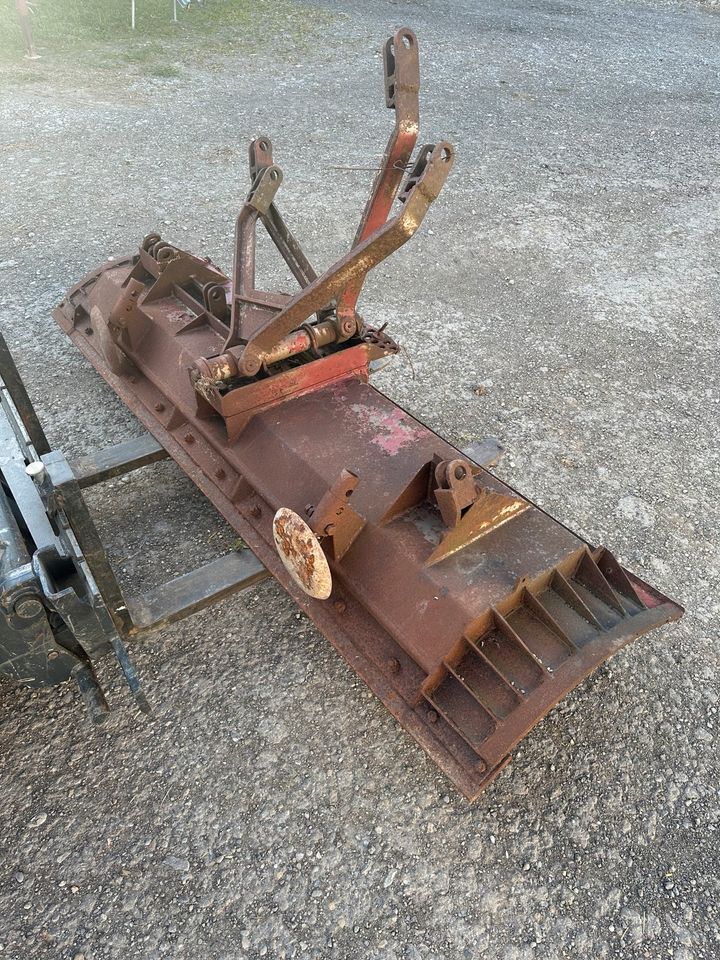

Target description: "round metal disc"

left=272, top=507, right=332, bottom=600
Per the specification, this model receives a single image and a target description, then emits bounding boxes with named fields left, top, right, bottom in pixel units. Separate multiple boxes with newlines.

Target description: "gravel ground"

left=1, top=0, right=718, bottom=958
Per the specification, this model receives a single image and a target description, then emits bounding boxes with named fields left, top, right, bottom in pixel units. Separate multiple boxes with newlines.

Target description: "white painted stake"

left=131, top=0, right=136, bottom=30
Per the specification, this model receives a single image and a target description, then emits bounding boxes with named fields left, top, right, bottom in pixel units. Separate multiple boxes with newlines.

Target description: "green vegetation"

left=0, top=0, right=333, bottom=81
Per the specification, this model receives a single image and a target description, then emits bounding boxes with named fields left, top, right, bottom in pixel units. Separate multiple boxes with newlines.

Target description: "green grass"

left=148, top=62, right=182, bottom=78
left=0, top=0, right=334, bottom=81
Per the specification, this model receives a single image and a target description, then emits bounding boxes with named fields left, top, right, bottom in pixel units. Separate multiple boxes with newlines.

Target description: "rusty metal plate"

left=54, top=262, right=683, bottom=800
left=273, top=507, right=333, bottom=600
left=50, top=26, right=683, bottom=798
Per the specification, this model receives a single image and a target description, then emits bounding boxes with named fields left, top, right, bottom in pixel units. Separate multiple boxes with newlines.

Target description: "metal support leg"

left=41, top=450, right=136, bottom=637
left=0, top=329, right=50, bottom=455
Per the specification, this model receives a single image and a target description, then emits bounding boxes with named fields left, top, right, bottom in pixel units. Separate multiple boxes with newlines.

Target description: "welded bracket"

left=336, top=26, right=420, bottom=333
left=306, top=469, right=365, bottom=562
left=378, top=451, right=528, bottom=566
left=200, top=140, right=454, bottom=382
left=191, top=28, right=452, bottom=385
left=433, top=457, right=480, bottom=528
left=236, top=141, right=453, bottom=376
left=225, top=162, right=285, bottom=349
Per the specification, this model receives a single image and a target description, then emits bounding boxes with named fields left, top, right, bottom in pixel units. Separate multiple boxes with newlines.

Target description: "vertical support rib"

left=248, top=137, right=319, bottom=289
left=0, top=329, right=51, bottom=456
left=226, top=165, right=283, bottom=349
left=574, top=549, right=626, bottom=615
left=493, top=607, right=549, bottom=673
left=522, top=588, right=578, bottom=653
left=465, top=634, right=527, bottom=700
left=335, top=27, right=420, bottom=328
left=593, top=546, right=647, bottom=611
left=551, top=570, right=603, bottom=629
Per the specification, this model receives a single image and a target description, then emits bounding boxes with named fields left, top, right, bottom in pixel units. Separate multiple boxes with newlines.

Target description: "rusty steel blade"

left=52, top=26, right=683, bottom=800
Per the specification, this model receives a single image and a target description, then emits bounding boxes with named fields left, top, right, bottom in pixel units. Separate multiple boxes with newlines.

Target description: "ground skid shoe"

left=50, top=28, right=682, bottom=799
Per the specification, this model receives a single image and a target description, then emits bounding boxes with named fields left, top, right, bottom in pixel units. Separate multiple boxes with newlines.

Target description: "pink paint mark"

left=374, top=410, right=423, bottom=454
left=348, top=402, right=425, bottom=454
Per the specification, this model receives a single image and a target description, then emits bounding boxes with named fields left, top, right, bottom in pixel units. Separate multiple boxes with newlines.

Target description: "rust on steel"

left=273, top=508, right=333, bottom=600
left=335, top=27, right=421, bottom=334
left=53, top=28, right=683, bottom=800
left=426, top=488, right=530, bottom=567
left=307, top=469, right=365, bottom=562
left=203, top=139, right=454, bottom=380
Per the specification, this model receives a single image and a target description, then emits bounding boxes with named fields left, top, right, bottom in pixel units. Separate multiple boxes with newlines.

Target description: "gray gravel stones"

left=0, top=0, right=718, bottom=957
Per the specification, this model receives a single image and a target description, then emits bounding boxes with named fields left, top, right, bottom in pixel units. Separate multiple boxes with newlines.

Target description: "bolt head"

left=14, top=597, right=43, bottom=620
left=241, top=355, right=262, bottom=378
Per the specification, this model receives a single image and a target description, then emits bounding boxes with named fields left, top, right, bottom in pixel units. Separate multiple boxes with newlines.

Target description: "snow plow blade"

left=53, top=28, right=682, bottom=799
